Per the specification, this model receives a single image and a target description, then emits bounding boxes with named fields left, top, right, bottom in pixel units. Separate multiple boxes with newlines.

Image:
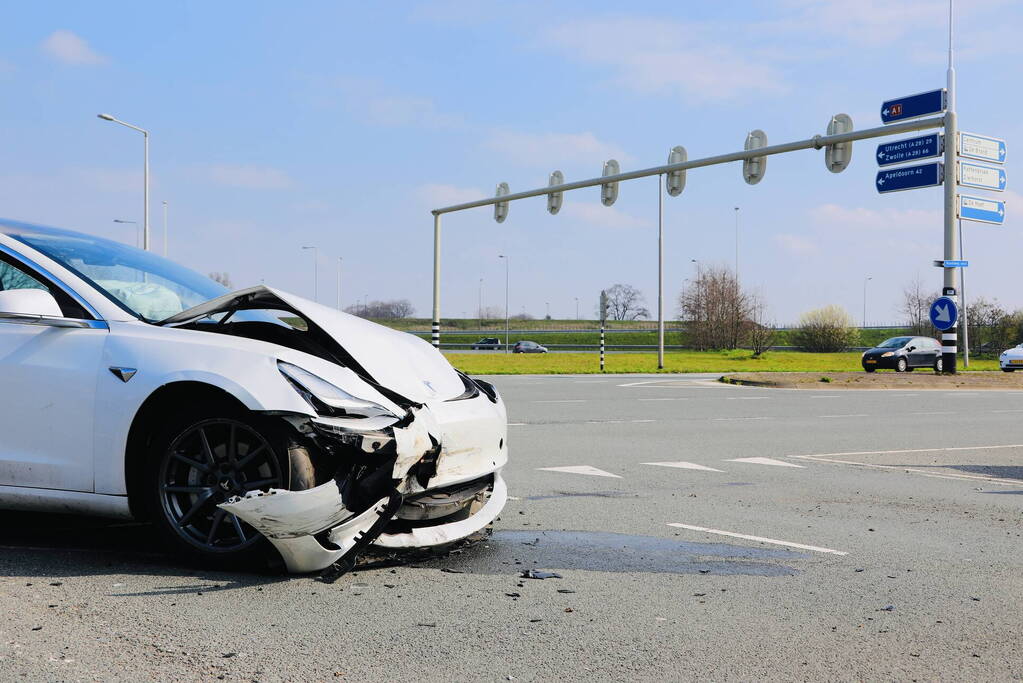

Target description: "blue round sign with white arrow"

left=929, top=296, right=959, bottom=331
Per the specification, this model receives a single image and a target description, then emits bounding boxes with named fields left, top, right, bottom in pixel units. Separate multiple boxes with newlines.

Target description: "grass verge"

left=443, top=350, right=1001, bottom=375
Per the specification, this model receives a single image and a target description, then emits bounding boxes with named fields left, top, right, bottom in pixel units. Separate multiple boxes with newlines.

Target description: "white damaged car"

left=0, top=221, right=507, bottom=573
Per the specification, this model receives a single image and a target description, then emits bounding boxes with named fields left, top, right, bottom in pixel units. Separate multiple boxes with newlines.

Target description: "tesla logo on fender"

left=109, top=367, right=137, bottom=383
left=422, top=380, right=436, bottom=394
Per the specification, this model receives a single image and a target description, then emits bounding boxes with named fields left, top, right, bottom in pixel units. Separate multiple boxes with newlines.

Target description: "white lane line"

left=537, top=465, right=621, bottom=478
left=794, top=443, right=1023, bottom=458
left=713, top=416, right=769, bottom=421
left=911, top=411, right=955, bottom=415
left=638, top=398, right=689, bottom=401
left=508, top=422, right=528, bottom=426
left=726, top=397, right=771, bottom=400
left=810, top=395, right=841, bottom=399
left=790, top=454, right=1023, bottom=487
left=727, top=457, right=804, bottom=468
left=667, top=523, right=847, bottom=556
left=631, top=419, right=656, bottom=423
left=534, top=399, right=587, bottom=403
left=643, top=461, right=724, bottom=472
left=992, top=409, right=1023, bottom=413
left=818, top=414, right=869, bottom=418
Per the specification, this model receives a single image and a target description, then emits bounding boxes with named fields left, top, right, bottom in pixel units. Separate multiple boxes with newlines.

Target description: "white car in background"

left=999, top=344, right=1023, bottom=372
left=0, top=221, right=507, bottom=573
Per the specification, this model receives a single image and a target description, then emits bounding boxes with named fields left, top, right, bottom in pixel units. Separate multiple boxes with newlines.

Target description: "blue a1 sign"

left=929, top=296, right=959, bottom=331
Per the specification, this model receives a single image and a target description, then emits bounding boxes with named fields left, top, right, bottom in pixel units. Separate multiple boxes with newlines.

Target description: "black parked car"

left=471, top=337, right=502, bottom=350
left=513, top=340, right=548, bottom=354
left=861, top=336, right=943, bottom=373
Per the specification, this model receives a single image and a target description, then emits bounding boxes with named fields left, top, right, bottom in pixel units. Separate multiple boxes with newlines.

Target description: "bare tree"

left=964, top=296, right=1009, bottom=354
left=602, top=284, right=650, bottom=321
left=678, top=265, right=751, bottom=350
left=479, top=305, right=503, bottom=320
left=746, top=292, right=776, bottom=357
left=345, top=299, right=416, bottom=319
left=208, top=272, right=233, bottom=289
left=901, top=276, right=939, bottom=336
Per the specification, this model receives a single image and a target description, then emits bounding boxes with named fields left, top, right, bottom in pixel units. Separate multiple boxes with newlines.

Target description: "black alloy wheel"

left=157, top=418, right=285, bottom=555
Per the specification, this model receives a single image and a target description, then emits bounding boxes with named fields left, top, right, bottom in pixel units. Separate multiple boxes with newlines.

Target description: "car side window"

left=0, top=252, right=90, bottom=319
left=0, top=259, right=47, bottom=292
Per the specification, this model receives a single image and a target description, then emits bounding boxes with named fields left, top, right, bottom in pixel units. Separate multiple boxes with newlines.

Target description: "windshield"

left=877, top=336, right=912, bottom=349
left=5, top=222, right=228, bottom=322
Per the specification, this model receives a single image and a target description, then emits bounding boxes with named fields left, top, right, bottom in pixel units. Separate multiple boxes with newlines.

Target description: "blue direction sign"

left=876, top=134, right=942, bottom=167
left=958, top=161, right=1007, bottom=192
left=881, top=89, right=946, bottom=124
left=942, top=260, right=969, bottom=267
left=959, top=194, right=1006, bottom=225
left=959, top=132, right=1006, bottom=164
left=876, top=162, right=942, bottom=194
left=929, top=296, right=958, bottom=331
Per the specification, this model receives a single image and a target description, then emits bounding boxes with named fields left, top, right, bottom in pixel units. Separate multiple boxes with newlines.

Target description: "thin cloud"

left=541, top=17, right=789, bottom=101
left=774, top=233, right=817, bottom=255
left=207, top=164, right=293, bottom=190
left=414, top=183, right=486, bottom=208
left=484, top=130, right=629, bottom=168
left=332, top=78, right=462, bottom=128
left=808, top=203, right=941, bottom=233
left=566, top=202, right=648, bottom=231
left=41, top=30, right=107, bottom=66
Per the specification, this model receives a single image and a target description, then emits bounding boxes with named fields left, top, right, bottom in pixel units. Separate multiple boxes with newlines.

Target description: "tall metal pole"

left=960, top=227, right=969, bottom=366
left=941, top=0, right=959, bottom=374
left=431, top=214, right=441, bottom=347
left=301, top=246, right=318, bottom=302
left=862, top=276, right=872, bottom=329
left=657, top=174, right=665, bottom=370
left=162, top=200, right=168, bottom=256
left=337, top=257, right=343, bottom=310
left=499, top=255, right=509, bottom=353
left=734, top=206, right=740, bottom=282
left=143, top=130, right=149, bottom=251
left=478, top=278, right=483, bottom=327
left=575, top=297, right=579, bottom=320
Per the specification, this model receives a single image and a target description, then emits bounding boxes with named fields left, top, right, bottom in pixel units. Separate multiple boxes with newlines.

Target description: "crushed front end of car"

left=161, top=287, right=509, bottom=574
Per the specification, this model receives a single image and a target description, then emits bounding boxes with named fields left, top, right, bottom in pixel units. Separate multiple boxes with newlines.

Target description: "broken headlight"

left=278, top=361, right=397, bottom=418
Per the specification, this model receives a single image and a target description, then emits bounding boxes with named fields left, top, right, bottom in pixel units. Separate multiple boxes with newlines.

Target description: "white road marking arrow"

left=727, top=457, right=804, bottom=468
left=537, top=465, right=621, bottom=478
left=642, top=461, right=724, bottom=472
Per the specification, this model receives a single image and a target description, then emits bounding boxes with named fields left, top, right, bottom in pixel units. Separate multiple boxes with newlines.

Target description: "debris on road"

left=520, top=570, right=562, bottom=580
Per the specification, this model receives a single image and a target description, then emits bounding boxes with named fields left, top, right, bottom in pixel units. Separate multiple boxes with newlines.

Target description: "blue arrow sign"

left=876, top=134, right=942, bottom=167
left=876, top=162, right=943, bottom=194
left=958, top=161, right=1007, bottom=192
left=929, top=296, right=958, bottom=331
left=881, top=89, right=946, bottom=124
left=958, top=194, right=1006, bottom=225
left=959, top=132, right=1006, bottom=164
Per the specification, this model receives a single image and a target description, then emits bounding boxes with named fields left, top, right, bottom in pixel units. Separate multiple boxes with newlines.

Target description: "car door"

left=907, top=337, right=930, bottom=367
left=0, top=249, right=107, bottom=491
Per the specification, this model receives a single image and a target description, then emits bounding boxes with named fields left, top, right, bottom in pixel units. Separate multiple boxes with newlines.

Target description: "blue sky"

left=1, top=0, right=1020, bottom=324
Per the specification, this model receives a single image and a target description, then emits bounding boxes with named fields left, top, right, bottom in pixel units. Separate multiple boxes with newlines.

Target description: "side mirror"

left=0, top=289, right=62, bottom=317
left=906, top=346, right=915, bottom=352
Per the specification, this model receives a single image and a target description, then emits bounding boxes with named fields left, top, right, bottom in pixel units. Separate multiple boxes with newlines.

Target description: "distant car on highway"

left=861, top=335, right=942, bottom=372
left=471, top=337, right=502, bottom=350
left=998, top=344, right=1023, bottom=372
left=513, top=340, right=548, bottom=354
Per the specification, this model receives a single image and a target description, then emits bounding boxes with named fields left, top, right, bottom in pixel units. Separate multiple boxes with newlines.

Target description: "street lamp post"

left=862, top=276, right=872, bottom=329
left=478, top=278, right=484, bottom=327
left=341, top=254, right=349, bottom=310
left=113, top=219, right=138, bottom=248
left=498, top=255, right=509, bottom=353
left=546, top=301, right=550, bottom=320
left=162, top=201, right=168, bottom=256
left=301, top=246, right=318, bottom=302
left=575, top=297, right=579, bottom=320
left=98, top=114, right=149, bottom=251
left=734, top=206, right=740, bottom=282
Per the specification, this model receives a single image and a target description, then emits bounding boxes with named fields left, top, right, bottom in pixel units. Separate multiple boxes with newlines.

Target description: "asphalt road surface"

left=2, top=374, right=1021, bottom=681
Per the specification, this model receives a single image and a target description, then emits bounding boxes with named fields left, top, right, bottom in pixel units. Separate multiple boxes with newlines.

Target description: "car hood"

left=160, top=286, right=465, bottom=403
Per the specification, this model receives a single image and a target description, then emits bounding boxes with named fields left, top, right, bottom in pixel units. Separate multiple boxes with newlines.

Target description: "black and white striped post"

left=941, top=289, right=958, bottom=374
left=431, top=213, right=441, bottom=348
left=599, top=289, right=607, bottom=372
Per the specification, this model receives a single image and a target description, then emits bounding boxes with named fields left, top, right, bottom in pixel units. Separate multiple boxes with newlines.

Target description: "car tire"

left=895, top=358, right=908, bottom=372
left=144, top=405, right=300, bottom=569
left=934, top=357, right=943, bottom=373
left=1003, top=368, right=1015, bottom=373
left=864, top=367, right=876, bottom=373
